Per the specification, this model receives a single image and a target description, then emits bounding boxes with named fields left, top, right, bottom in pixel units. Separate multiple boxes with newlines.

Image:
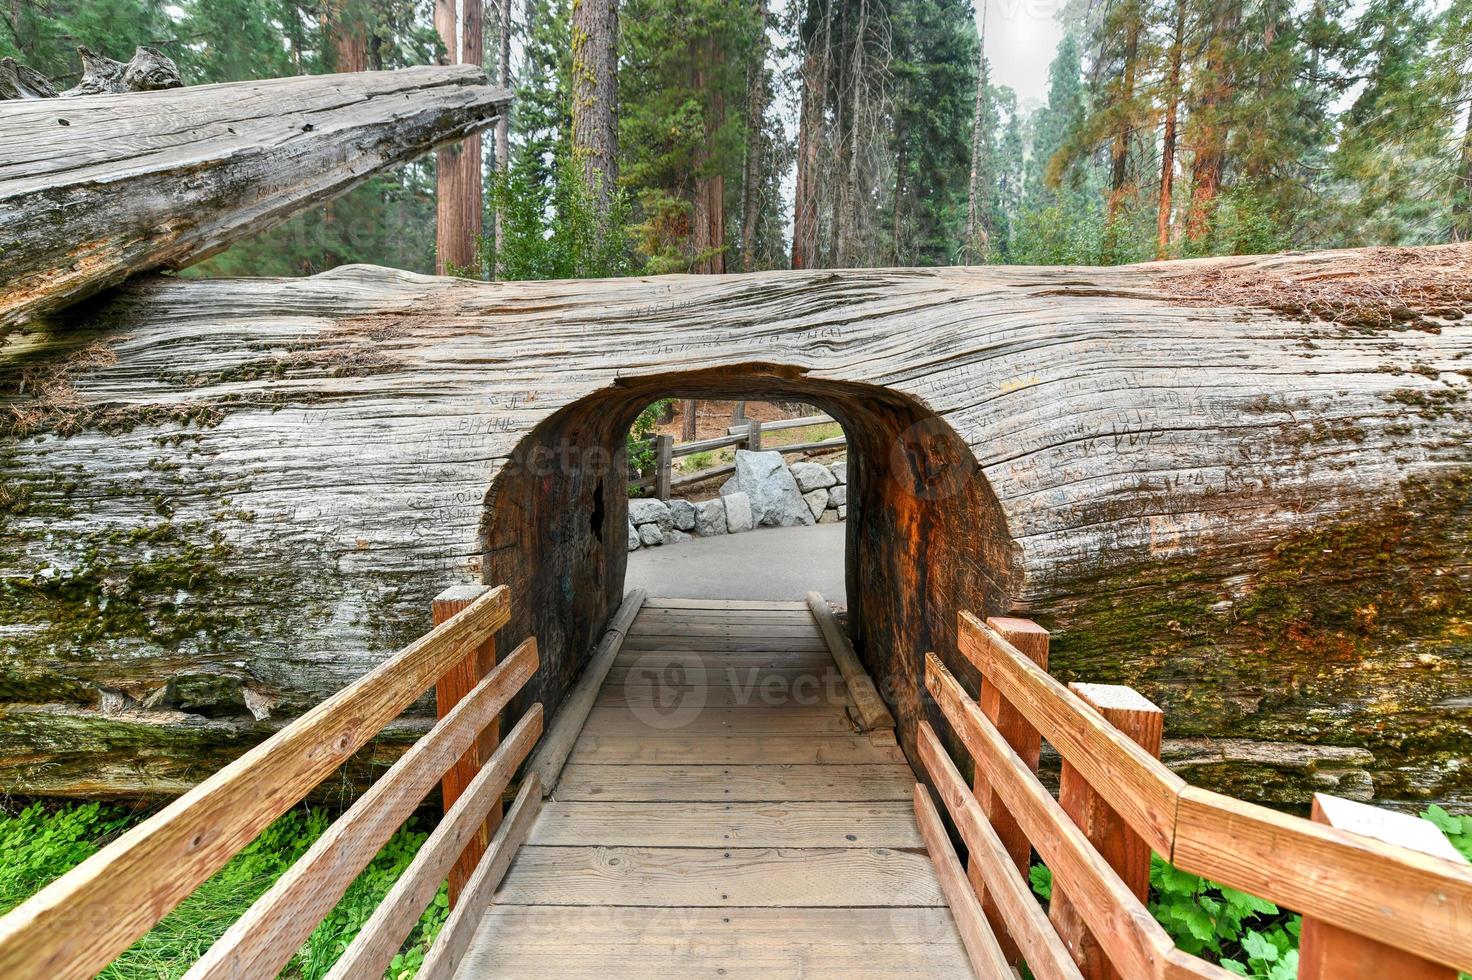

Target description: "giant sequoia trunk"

left=0, top=67, right=511, bottom=333
left=1, top=246, right=1469, bottom=807
left=433, top=0, right=485, bottom=275
left=571, top=0, right=619, bottom=223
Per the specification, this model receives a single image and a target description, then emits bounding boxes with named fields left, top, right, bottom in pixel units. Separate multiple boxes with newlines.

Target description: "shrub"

left=1028, top=806, right=1472, bottom=979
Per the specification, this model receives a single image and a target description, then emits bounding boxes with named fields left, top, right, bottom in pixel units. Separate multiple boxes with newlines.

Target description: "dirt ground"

left=640, top=399, right=847, bottom=501
left=651, top=399, right=814, bottom=441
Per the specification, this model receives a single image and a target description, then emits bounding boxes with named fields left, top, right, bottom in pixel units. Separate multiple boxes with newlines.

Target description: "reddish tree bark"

left=435, top=0, right=484, bottom=275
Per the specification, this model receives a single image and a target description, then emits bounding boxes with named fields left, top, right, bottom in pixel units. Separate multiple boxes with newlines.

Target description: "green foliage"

left=0, top=802, right=133, bottom=912
left=1148, top=857, right=1299, bottom=978
left=0, top=0, right=176, bottom=85
left=1423, top=804, right=1472, bottom=861
left=627, top=399, right=672, bottom=485
left=1029, top=857, right=1299, bottom=978
left=483, top=154, right=640, bottom=281
left=1028, top=809, right=1472, bottom=977
left=1028, top=862, right=1052, bottom=901
left=618, top=0, right=764, bottom=271
left=886, top=0, right=980, bottom=265
left=0, top=800, right=444, bottom=979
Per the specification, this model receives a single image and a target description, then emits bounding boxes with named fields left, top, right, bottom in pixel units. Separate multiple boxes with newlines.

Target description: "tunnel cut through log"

left=480, top=364, right=1019, bottom=751
left=2, top=251, right=1469, bottom=804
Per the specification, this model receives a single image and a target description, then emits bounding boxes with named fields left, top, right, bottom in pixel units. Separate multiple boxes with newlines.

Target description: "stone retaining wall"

left=629, top=451, right=847, bottom=550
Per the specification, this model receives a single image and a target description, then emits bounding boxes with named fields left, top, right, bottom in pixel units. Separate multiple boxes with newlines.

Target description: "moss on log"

left=0, top=246, right=1468, bottom=806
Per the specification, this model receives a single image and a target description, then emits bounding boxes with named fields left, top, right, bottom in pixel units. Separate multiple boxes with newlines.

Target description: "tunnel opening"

left=480, top=363, right=1021, bottom=758
left=623, top=396, right=848, bottom=603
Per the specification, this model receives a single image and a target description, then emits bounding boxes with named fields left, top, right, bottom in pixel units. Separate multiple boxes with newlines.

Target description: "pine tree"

left=1028, top=32, right=1085, bottom=203
left=963, top=17, right=994, bottom=262
left=886, top=0, right=979, bottom=265
left=619, top=0, right=761, bottom=271
left=993, top=85, right=1025, bottom=258
left=1156, top=0, right=1187, bottom=256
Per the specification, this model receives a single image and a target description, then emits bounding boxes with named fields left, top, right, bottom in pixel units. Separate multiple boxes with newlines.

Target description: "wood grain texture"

left=917, top=720, right=1080, bottom=980
left=527, top=801, right=924, bottom=847
left=595, top=684, right=849, bottom=709
left=959, top=613, right=1184, bottom=856
left=1173, top=786, right=1472, bottom=973
left=431, top=584, right=500, bottom=902
left=613, top=650, right=836, bottom=670
left=458, top=595, right=966, bottom=975
left=494, top=845, right=947, bottom=907
left=807, top=592, right=895, bottom=731
left=925, top=652, right=1219, bottom=980
left=1050, top=683, right=1165, bottom=980
left=0, top=586, right=507, bottom=980
left=581, top=703, right=854, bottom=735
left=642, top=599, right=811, bottom=610
left=566, top=733, right=905, bottom=765
left=523, top=590, right=645, bottom=796
left=417, top=774, right=541, bottom=980
left=620, top=635, right=831, bottom=652
left=456, top=907, right=973, bottom=979
left=185, top=637, right=537, bottom=980
left=1298, top=794, right=1463, bottom=980
left=970, top=615, right=1048, bottom=965
left=913, top=783, right=1011, bottom=980
left=324, top=707, right=543, bottom=980
left=0, top=67, right=510, bottom=332
left=3, top=246, right=1470, bottom=799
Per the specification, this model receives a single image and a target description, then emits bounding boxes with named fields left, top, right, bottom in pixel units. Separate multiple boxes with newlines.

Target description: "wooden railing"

left=632, top=413, right=845, bottom=497
left=0, top=583, right=542, bottom=980
left=918, top=610, right=1472, bottom=979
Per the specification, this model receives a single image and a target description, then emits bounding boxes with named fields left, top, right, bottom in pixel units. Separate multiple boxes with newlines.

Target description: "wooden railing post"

left=969, top=615, right=1048, bottom=964
left=654, top=434, right=673, bottom=500
left=1298, top=794, right=1466, bottom=980
left=747, top=417, right=763, bottom=451
left=432, top=584, right=500, bottom=905
left=1049, top=683, right=1164, bottom=979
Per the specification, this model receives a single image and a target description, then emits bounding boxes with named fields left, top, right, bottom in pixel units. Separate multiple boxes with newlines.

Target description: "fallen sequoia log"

left=0, top=245, right=1469, bottom=806
left=0, top=65, right=510, bottom=334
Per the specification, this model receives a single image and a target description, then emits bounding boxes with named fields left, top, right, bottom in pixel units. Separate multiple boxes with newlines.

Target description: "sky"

left=979, top=0, right=1066, bottom=108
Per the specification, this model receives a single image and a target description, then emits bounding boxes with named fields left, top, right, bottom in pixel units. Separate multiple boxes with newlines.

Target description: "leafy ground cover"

left=0, top=800, right=444, bottom=979
left=1029, top=806, right=1471, bottom=980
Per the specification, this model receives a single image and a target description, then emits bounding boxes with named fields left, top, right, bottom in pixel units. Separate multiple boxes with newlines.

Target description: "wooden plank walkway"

left=457, top=597, right=973, bottom=978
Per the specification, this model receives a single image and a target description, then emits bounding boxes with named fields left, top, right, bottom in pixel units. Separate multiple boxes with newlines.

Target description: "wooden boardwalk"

left=458, top=597, right=973, bottom=978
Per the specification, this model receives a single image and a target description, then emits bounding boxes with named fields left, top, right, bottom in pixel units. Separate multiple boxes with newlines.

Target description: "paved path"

left=625, top=521, right=847, bottom=603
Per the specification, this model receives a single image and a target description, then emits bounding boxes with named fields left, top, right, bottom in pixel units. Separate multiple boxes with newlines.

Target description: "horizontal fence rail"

left=917, top=610, right=1472, bottom=979
left=0, top=583, right=543, bottom=980
left=631, top=414, right=846, bottom=495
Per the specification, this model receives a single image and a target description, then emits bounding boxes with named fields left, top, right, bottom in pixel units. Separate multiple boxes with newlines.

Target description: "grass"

left=764, top=420, right=843, bottom=448
left=0, top=800, right=446, bottom=980
left=12, top=797, right=1465, bottom=978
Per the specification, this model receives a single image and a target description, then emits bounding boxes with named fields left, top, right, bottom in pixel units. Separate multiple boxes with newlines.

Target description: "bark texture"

left=0, top=66, right=511, bottom=334
left=571, top=0, right=619, bottom=218
left=1, top=246, right=1469, bottom=808
left=434, top=0, right=486, bottom=275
